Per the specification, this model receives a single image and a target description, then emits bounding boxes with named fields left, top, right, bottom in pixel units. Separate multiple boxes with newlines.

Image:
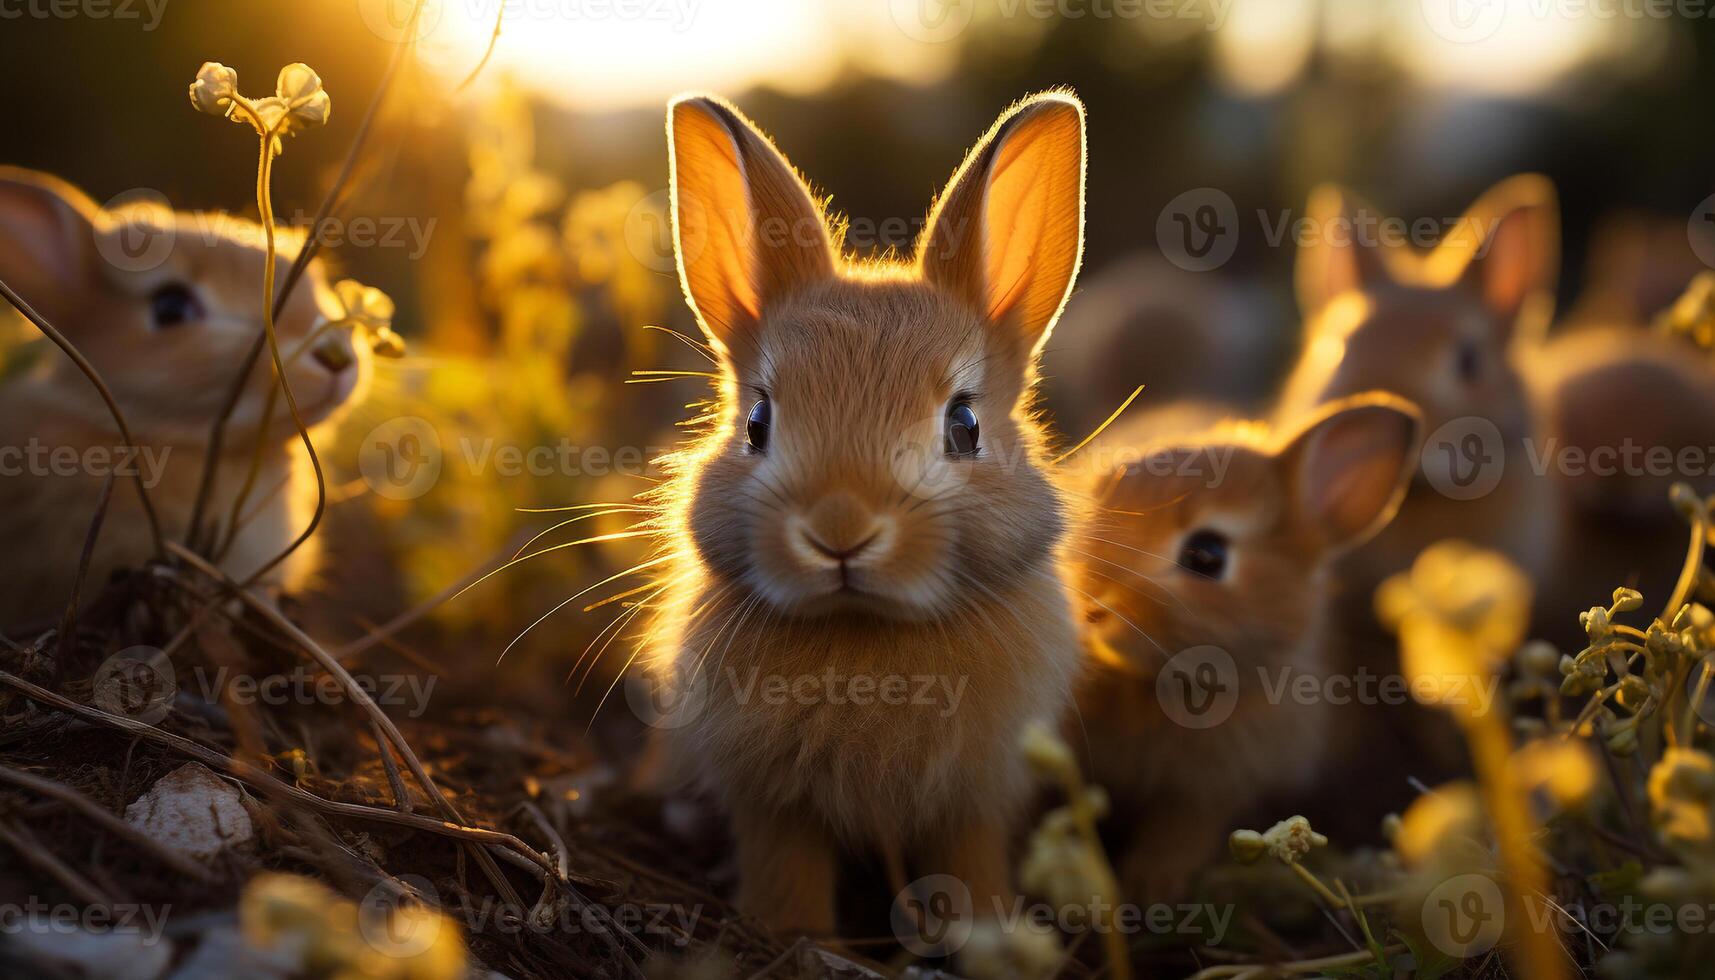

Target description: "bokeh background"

left=6, top=0, right=1715, bottom=725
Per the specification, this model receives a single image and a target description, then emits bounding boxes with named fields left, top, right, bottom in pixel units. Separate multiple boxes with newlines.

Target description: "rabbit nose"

left=311, top=338, right=354, bottom=374
left=802, top=491, right=882, bottom=562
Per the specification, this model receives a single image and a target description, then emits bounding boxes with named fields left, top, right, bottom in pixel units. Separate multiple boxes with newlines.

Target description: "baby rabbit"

left=646, top=91, right=1086, bottom=935
left=0, top=168, right=370, bottom=627
left=1070, top=394, right=1421, bottom=899
left=1277, top=175, right=1715, bottom=646
left=1275, top=175, right=1562, bottom=599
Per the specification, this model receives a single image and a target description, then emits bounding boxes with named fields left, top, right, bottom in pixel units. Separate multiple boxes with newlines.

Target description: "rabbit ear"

left=919, top=90, right=1085, bottom=356
left=666, top=94, right=835, bottom=356
left=1277, top=392, right=1422, bottom=553
left=1294, top=183, right=1392, bottom=319
left=1441, top=174, right=1558, bottom=342
left=0, top=167, right=99, bottom=310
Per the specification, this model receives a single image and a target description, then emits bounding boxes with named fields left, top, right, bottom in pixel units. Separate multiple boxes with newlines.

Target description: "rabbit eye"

left=745, top=396, right=771, bottom=453
left=945, top=401, right=979, bottom=457
left=148, top=282, right=204, bottom=329
left=1178, top=529, right=1229, bottom=580
left=1456, top=341, right=1482, bottom=383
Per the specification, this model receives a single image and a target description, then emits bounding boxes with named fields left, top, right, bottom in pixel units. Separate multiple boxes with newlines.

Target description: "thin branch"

left=0, top=276, right=164, bottom=556
left=57, top=471, right=115, bottom=662
left=0, top=669, right=556, bottom=877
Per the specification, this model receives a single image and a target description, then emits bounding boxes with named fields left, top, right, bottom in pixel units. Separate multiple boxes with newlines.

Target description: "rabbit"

left=642, top=90, right=1087, bottom=937
left=1068, top=393, right=1421, bottom=900
left=0, top=168, right=370, bottom=628
left=1274, top=175, right=1563, bottom=601
left=1276, top=175, right=1715, bottom=650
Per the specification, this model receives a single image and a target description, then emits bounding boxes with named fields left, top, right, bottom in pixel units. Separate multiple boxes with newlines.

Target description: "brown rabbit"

left=642, top=90, right=1086, bottom=936
left=0, top=168, right=370, bottom=627
left=1277, top=175, right=1715, bottom=648
left=1069, top=393, right=1421, bottom=899
left=1275, top=175, right=1562, bottom=600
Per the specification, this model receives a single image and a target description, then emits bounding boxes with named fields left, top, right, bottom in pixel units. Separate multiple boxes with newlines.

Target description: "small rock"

left=124, top=762, right=253, bottom=860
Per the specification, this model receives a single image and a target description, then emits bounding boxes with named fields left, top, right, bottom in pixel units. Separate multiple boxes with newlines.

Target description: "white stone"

left=124, top=762, right=254, bottom=860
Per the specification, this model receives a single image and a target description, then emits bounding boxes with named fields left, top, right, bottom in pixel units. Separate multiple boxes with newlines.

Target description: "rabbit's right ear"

left=1277, top=392, right=1422, bottom=554
left=0, top=168, right=99, bottom=310
left=667, top=95, right=835, bottom=356
left=1294, top=184, right=1391, bottom=319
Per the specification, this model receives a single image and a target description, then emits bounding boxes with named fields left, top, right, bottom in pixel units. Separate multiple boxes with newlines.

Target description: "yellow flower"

left=241, top=873, right=465, bottom=980
left=1394, top=783, right=1485, bottom=868
left=1377, top=541, right=1531, bottom=718
left=1510, top=739, right=1598, bottom=809
left=1019, top=719, right=1079, bottom=784
left=188, top=62, right=238, bottom=116
left=1649, top=748, right=1715, bottom=853
left=331, top=279, right=406, bottom=359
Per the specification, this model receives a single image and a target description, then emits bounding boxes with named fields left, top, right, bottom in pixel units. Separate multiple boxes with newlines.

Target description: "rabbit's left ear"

left=919, top=90, right=1085, bottom=356
left=1278, top=392, right=1423, bottom=554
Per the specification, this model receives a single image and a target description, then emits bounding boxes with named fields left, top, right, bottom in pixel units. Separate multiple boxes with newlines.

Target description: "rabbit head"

left=660, top=91, right=1085, bottom=623
left=0, top=168, right=368, bottom=448
left=1280, top=175, right=1557, bottom=463
left=1077, top=393, right=1422, bottom=677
